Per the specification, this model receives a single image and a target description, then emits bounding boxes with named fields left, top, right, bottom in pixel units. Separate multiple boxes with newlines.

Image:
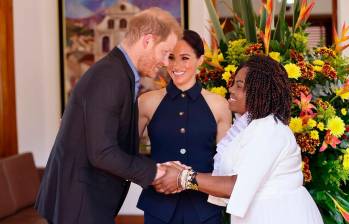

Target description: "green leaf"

left=231, top=0, right=242, bottom=18
left=292, top=0, right=301, bottom=32
left=239, top=0, right=257, bottom=43
left=273, top=0, right=286, bottom=42
left=259, top=7, right=267, bottom=31
left=204, top=0, right=227, bottom=45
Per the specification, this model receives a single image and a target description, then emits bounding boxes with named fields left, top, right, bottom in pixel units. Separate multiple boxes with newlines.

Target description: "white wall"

left=13, top=0, right=61, bottom=167
left=189, top=0, right=211, bottom=44
left=338, top=0, right=349, bottom=56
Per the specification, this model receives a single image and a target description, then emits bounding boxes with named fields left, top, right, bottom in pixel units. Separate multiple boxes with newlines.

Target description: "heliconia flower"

left=328, top=194, right=349, bottom=222
left=294, top=93, right=316, bottom=116
left=333, top=22, right=349, bottom=53
left=203, top=39, right=224, bottom=70
left=295, top=0, right=316, bottom=30
left=261, top=0, right=273, bottom=55
left=320, top=131, right=341, bottom=152
left=335, top=79, right=349, bottom=101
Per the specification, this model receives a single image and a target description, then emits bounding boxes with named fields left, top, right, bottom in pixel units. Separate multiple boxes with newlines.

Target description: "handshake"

left=152, top=161, right=198, bottom=194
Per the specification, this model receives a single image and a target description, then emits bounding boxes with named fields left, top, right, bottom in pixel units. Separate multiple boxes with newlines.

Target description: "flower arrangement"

left=200, top=0, right=349, bottom=223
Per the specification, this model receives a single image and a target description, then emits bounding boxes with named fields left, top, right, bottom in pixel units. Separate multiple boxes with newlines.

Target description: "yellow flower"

left=269, top=52, right=281, bottom=62
left=336, top=89, right=349, bottom=100
left=222, top=72, right=231, bottom=83
left=327, top=116, right=345, bottom=137
left=289, top=117, right=303, bottom=133
left=341, top=108, right=348, bottom=116
left=344, top=148, right=349, bottom=170
left=314, top=66, right=323, bottom=72
left=218, top=53, right=224, bottom=61
left=225, top=64, right=237, bottom=73
left=222, top=65, right=237, bottom=83
left=284, top=63, right=302, bottom=79
left=312, top=60, right=324, bottom=66
left=317, top=122, right=325, bottom=131
left=310, top=130, right=319, bottom=140
left=307, top=119, right=317, bottom=128
left=210, top=86, right=227, bottom=97
left=293, top=33, right=308, bottom=45
left=204, top=50, right=213, bottom=58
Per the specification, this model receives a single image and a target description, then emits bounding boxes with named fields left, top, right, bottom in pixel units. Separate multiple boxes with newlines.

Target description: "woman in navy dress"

left=137, top=30, right=232, bottom=224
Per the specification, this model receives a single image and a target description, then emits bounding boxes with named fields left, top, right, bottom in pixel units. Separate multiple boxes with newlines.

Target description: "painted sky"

left=65, top=0, right=181, bottom=19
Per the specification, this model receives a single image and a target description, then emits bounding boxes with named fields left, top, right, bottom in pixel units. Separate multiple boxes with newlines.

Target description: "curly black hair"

left=236, top=55, right=292, bottom=125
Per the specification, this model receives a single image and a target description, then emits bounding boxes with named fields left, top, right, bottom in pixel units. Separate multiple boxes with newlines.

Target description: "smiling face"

left=167, top=40, right=204, bottom=90
left=228, top=67, right=248, bottom=115
left=138, top=32, right=178, bottom=78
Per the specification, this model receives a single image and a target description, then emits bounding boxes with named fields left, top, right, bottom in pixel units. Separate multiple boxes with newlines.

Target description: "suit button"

left=180, top=148, right=186, bottom=154
left=180, top=128, right=186, bottom=134
left=181, top=93, right=186, bottom=98
left=179, top=111, right=184, bottom=116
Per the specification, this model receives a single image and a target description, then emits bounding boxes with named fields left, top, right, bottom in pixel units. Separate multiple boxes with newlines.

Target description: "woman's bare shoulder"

left=139, top=88, right=166, bottom=104
left=201, top=89, right=229, bottom=108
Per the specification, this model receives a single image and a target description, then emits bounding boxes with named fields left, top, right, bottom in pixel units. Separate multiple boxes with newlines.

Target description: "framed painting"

left=58, top=0, right=188, bottom=113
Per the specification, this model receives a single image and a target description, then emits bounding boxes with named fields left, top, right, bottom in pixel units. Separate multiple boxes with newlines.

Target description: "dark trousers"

left=144, top=196, right=221, bottom=224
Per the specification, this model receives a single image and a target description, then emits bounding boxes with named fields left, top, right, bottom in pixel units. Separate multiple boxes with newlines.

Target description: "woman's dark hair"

left=235, top=55, right=291, bottom=125
left=182, top=30, right=204, bottom=57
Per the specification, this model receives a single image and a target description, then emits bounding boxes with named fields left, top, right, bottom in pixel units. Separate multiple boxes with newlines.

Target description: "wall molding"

left=0, top=0, right=18, bottom=157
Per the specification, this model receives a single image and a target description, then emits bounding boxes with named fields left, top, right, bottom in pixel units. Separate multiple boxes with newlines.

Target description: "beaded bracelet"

left=178, top=168, right=199, bottom=191
left=186, top=169, right=199, bottom=190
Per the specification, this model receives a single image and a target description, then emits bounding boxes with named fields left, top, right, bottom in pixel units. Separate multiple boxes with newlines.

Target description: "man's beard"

left=138, top=53, right=158, bottom=78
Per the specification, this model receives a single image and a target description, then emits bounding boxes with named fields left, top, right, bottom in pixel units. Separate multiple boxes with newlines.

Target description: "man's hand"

left=152, top=163, right=182, bottom=194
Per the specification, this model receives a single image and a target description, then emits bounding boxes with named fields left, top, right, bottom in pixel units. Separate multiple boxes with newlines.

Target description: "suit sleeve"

left=82, top=68, right=156, bottom=188
left=226, top=118, right=288, bottom=218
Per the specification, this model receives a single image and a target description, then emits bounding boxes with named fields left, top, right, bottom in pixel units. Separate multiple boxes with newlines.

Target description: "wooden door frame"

left=0, top=0, right=18, bottom=157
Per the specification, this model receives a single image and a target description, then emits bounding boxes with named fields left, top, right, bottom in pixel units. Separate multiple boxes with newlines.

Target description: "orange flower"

left=328, top=194, right=349, bottom=222
left=295, top=0, right=315, bottom=30
left=203, top=39, right=224, bottom=70
left=335, top=79, right=349, bottom=100
left=333, top=22, right=349, bottom=53
left=260, top=0, right=273, bottom=54
left=293, top=93, right=316, bottom=117
left=320, top=131, right=341, bottom=152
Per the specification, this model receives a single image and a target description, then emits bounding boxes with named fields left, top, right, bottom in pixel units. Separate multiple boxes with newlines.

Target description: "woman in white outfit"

left=155, top=55, right=323, bottom=224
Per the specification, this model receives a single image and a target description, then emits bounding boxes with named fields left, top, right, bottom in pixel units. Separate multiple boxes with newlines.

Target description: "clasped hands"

left=152, top=161, right=190, bottom=194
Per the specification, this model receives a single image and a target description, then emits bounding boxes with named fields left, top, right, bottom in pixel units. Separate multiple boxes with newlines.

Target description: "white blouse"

left=209, top=115, right=323, bottom=224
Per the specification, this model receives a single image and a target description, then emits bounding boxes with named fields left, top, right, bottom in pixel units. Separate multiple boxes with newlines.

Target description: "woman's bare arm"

left=196, top=173, right=236, bottom=198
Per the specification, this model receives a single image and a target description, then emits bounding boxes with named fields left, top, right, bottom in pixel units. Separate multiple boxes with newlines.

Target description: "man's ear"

left=142, top=34, right=154, bottom=49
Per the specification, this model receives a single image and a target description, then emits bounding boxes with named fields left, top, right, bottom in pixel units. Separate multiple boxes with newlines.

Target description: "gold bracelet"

left=185, top=169, right=199, bottom=191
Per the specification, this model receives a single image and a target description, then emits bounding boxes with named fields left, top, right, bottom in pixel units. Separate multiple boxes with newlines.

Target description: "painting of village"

left=60, top=0, right=185, bottom=106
